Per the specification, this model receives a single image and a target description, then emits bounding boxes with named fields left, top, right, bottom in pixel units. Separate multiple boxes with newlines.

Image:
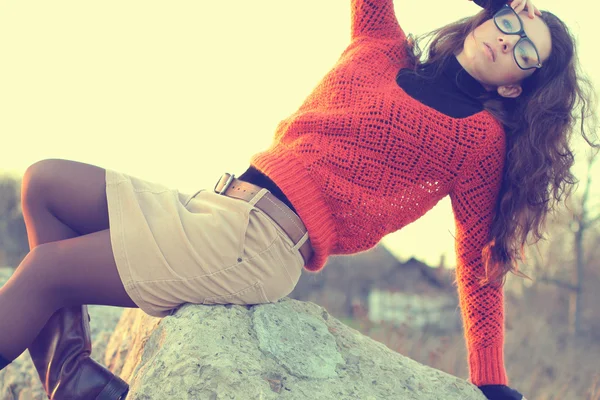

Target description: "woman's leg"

left=19, top=158, right=136, bottom=308
left=14, top=158, right=136, bottom=399
left=0, top=228, right=136, bottom=360
left=22, top=158, right=115, bottom=246
left=19, top=158, right=136, bottom=309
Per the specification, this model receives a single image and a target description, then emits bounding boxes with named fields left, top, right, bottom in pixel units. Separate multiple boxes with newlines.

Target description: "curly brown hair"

left=402, top=7, right=599, bottom=285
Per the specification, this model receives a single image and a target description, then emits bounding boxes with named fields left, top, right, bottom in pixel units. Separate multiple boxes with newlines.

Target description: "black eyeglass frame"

left=493, top=4, right=543, bottom=71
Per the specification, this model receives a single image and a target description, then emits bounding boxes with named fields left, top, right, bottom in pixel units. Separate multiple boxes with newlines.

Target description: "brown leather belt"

left=213, top=173, right=314, bottom=266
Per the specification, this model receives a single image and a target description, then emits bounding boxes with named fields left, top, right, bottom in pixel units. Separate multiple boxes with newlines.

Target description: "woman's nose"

left=498, top=35, right=520, bottom=52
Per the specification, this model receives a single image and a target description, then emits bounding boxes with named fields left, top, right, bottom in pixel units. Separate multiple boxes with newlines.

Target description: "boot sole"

left=95, top=374, right=129, bottom=400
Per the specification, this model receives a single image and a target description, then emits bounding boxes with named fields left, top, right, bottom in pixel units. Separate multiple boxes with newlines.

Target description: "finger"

left=534, top=6, right=542, bottom=16
left=514, top=1, right=526, bottom=14
left=527, top=1, right=536, bottom=18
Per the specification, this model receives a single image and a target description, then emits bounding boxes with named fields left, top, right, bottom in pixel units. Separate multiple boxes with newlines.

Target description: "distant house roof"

left=373, top=257, right=456, bottom=295
left=297, top=244, right=455, bottom=296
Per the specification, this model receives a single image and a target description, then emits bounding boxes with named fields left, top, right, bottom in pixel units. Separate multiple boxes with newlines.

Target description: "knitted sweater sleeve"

left=351, top=0, right=404, bottom=41
left=449, top=131, right=509, bottom=386
left=473, top=0, right=511, bottom=13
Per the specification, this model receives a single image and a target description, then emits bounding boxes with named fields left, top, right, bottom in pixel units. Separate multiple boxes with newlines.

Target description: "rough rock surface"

left=0, top=266, right=487, bottom=399
left=106, top=298, right=486, bottom=400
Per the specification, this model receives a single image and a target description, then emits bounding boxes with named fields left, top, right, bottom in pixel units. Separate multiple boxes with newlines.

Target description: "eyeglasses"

left=493, top=4, right=543, bottom=70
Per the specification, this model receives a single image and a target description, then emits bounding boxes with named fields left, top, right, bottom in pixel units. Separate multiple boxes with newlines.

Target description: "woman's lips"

left=484, top=42, right=496, bottom=62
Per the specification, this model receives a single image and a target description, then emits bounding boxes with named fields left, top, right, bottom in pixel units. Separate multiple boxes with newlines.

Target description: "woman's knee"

left=21, top=159, right=57, bottom=208
left=20, top=158, right=110, bottom=235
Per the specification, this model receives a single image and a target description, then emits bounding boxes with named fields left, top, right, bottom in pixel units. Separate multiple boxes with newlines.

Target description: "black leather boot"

left=28, top=304, right=129, bottom=399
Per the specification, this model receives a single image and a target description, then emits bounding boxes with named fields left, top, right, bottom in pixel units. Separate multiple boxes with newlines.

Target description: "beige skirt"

left=105, top=168, right=305, bottom=318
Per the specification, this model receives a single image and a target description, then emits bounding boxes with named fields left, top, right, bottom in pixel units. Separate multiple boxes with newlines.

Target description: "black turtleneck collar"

left=443, top=55, right=491, bottom=100
left=396, top=55, right=492, bottom=119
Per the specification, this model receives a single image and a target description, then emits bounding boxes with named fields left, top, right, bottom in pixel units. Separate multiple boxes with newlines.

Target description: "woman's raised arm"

left=470, top=0, right=542, bottom=18
left=350, top=0, right=405, bottom=41
left=471, top=0, right=508, bottom=10
left=350, top=0, right=541, bottom=43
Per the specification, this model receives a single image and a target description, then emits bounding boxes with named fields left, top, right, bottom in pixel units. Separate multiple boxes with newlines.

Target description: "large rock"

left=106, top=298, right=486, bottom=400
left=0, top=264, right=487, bottom=400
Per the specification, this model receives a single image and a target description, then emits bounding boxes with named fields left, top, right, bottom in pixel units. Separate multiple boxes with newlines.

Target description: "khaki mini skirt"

left=105, top=168, right=305, bottom=318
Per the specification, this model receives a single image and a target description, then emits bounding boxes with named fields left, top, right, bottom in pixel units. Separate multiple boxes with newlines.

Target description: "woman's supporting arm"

left=449, top=131, right=509, bottom=386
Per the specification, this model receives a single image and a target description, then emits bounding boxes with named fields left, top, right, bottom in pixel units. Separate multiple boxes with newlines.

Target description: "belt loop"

left=248, top=188, right=270, bottom=206
left=292, top=231, right=309, bottom=252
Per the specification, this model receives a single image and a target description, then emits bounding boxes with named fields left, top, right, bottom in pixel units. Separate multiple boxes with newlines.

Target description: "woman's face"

left=456, top=9, right=552, bottom=98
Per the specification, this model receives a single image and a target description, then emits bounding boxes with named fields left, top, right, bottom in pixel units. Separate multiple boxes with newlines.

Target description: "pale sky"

left=0, top=1, right=597, bottom=267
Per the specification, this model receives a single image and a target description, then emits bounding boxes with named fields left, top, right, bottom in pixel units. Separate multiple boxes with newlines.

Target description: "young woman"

left=0, top=0, right=595, bottom=399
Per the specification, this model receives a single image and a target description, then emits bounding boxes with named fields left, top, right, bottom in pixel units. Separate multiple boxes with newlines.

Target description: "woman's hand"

left=478, top=385, right=527, bottom=400
left=510, top=0, right=542, bottom=19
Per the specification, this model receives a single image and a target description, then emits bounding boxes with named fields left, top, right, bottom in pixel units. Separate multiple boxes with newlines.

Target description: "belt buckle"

left=215, top=173, right=236, bottom=195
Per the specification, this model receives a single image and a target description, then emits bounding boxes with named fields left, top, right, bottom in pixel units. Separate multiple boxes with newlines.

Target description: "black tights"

left=0, top=159, right=138, bottom=363
left=0, top=228, right=138, bottom=361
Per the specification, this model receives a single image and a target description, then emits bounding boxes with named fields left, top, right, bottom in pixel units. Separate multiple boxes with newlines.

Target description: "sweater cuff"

left=469, top=346, right=508, bottom=386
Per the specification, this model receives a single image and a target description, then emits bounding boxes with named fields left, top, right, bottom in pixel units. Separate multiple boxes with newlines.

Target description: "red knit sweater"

left=250, top=0, right=508, bottom=386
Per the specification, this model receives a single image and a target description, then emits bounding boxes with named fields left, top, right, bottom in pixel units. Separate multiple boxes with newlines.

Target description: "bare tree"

left=520, top=150, right=600, bottom=336
left=568, top=151, right=600, bottom=335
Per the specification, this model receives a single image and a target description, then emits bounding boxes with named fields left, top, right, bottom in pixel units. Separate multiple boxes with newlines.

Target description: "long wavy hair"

left=402, top=7, right=598, bottom=285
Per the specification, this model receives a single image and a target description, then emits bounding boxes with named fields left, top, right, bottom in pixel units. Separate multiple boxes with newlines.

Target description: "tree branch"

left=536, top=276, right=579, bottom=292
left=588, top=213, right=600, bottom=228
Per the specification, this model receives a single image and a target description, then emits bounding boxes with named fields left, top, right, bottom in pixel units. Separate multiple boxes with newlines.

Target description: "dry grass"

left=329, top=295, right=600, bottom=400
